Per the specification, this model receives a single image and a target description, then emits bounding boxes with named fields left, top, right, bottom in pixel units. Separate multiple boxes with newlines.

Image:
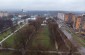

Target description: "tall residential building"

left=75, top=16, right=82, bottom=32
left=64, top=13, right=76, bottom=28
left=75, top=15, right=85, bottom=35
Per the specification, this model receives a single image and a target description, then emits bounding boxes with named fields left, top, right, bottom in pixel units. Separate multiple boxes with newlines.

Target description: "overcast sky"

left=0, top=0, right=85, bottom=11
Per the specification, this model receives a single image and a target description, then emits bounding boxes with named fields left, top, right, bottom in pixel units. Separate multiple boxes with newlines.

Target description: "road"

left=62, top=27, right=85, bottom=55
left=56, top=19, right=85, bottom=55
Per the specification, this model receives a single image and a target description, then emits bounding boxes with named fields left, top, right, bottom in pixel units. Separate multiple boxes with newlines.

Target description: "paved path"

left=0, top=24, right=26, bottom=44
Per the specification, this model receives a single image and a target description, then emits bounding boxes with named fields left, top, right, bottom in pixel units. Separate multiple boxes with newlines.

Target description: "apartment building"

left=64, top=13, right=76, bottom=28
left=74, top=15, right=85, bottom=35
left=75, top=16, right=82, bottom=32
left=0, top=11, right=9, bottom=17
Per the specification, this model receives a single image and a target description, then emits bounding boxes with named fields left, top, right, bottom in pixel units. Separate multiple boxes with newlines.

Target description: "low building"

left=18, top=14, right=26, bottom=18
left=57, top=13, right=64, bottom=21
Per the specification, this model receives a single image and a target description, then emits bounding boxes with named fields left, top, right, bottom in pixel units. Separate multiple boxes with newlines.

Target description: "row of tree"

left=0, top=14, right=30, bottom=33
left=1, top=16, right=47, bottom=55
left=47, top=18, right=81, bottom=55
left=0, top=19, right=13, bottom=31
left=13, top=17, right=44, bottom=55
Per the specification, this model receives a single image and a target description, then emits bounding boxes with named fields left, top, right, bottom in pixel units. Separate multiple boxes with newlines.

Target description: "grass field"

left=2, top=34, right=15, bottom=48
left=0, top=24, right=26, bottom=55
left=31, top=26, right=55, bottom=50
left=0, top=51, right=13, bottom=55
left=0, top=25, right=56, bottom=55
left=0, top=29, right=11, bottom=41
left=0, top=25, right=22, bottom=41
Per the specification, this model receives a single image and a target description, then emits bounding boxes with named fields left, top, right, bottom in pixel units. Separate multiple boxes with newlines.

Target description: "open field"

left=30, top=26, right=56, bottom=50
left=0, top=25, right=22, bottom=41
left=2, top=34, right=15, bottom=48
left=0, top=28, right=11, bottom=41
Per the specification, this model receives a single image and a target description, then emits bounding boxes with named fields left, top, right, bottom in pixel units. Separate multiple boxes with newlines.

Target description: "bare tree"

left=13, top=25, right=35, bottom=55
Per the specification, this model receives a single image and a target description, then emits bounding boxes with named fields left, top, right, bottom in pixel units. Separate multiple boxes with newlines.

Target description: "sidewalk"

left=0, top=24, right=26, bottom=44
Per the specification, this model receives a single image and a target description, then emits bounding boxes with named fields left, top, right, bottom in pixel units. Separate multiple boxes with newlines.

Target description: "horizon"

left=0, top=10, right=85, bottom=12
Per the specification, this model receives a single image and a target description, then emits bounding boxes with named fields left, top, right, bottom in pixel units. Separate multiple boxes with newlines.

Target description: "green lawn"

left=0, top=25, right=22, bottom=41
left=0, top=26, right=56, bottom=55
left=0, top=51, right=13, bottom=55
left=0, top=29, right=11, bottom=41
left=0, top=24, right=25, bottom=55
left=31, top=26, right=55, bottom=50
left=1, top=24, right=26, bottom=48
left=2, top=34, right=15, bottom=48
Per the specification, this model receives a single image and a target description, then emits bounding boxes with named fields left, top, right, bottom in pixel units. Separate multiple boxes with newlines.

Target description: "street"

left=57, top=19, right=85, bottom=55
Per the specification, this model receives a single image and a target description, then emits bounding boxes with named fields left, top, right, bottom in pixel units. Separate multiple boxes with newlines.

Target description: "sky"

left=0, top=0, right=85, bottom=11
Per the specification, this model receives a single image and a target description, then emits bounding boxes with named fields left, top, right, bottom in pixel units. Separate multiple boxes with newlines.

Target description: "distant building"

left=57, top=13, right=64, bottom=21
left=7, top=14, right=19, bottom=26
left=11, top=16, right=19, bottom=26
left=18, top=14, right=26, bottom=18
left=0, top=11, right=9, bottom=17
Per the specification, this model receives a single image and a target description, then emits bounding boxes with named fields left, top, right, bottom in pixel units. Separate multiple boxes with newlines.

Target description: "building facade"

left=57, top=13, right=64, bottom=21
left=64, top=13, right=76, bottom=28
left=74, top=15, right=85, bottom=35
left=0, top=11, right=9, bottom=17
left=75, top=16, right=82, bottom=32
